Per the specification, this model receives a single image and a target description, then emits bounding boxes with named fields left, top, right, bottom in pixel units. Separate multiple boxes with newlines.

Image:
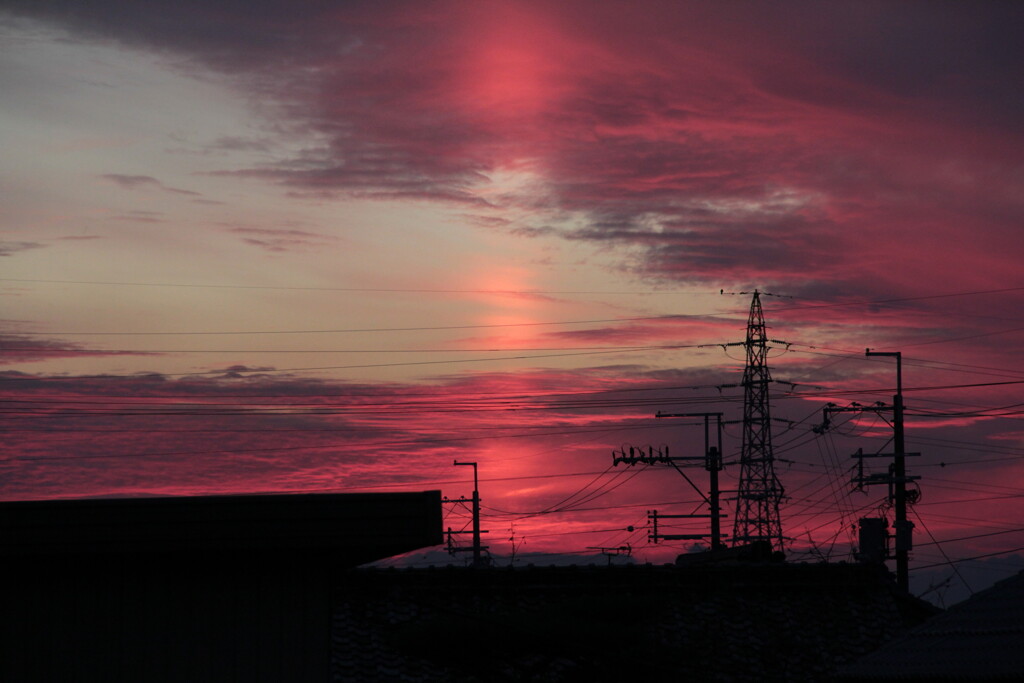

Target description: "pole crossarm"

left=647, top=509, right=720, bottom=543
left=612, top=444, right=672, bottom=466
left=630, top=411, right=728, bottom=549
left=816, top=401, right=895, bottom=434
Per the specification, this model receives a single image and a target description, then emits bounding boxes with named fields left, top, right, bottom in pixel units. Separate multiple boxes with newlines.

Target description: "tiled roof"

left=332, top=562, right=936, bottom=682
left=838, top=570, right=1024, bottom=681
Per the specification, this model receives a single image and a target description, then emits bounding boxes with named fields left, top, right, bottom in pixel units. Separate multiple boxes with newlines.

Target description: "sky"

left=2, top=0, right=1023, bottom=604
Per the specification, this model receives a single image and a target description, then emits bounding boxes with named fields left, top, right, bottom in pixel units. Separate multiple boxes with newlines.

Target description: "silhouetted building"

left=332, top=562, right=937, bottom=682
left=1, top=492, right=442, bottom=682
left=839, top=569, right=1024, bottom=681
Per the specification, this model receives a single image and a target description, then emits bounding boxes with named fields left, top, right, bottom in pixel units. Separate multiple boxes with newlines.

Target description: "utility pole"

left=612, top=412, right=727, bottom=548
left=732, top=291, right=784, bottom=551
left=653, top=412, right=726, bottom=549
left=865, top=349, right=914, bottom=592
left=707, top=414, right=724, bottom=550
left=586, top=544, right=632, bottom=566
left=444, top=461, right=489, bottom=567
left=819, top=401, right=921, bottom=588
left=819, top=351, right=921, bottom=592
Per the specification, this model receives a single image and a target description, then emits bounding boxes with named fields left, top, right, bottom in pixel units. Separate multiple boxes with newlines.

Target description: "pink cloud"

left=1, top=335, right=1021, bottom=572
left=4, top=1, right=1023, bottom=574
left=0, top=334, right=159, bottom=364
left=10, top=2, right=1018, bottom=302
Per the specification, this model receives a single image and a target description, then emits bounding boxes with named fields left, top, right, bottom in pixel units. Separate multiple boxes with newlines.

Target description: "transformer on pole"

left=732, top=291, right=785, bottom=552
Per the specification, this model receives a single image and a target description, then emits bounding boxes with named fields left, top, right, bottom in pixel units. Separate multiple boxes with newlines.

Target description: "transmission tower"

left=732, top=290, right=785, bottom=551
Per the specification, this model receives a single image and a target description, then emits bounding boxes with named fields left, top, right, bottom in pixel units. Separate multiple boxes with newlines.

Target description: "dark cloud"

left=100, top=173, right=200, bottom=196
left=9, top=3, right=1018, bottom=299
left=217, top=364, right=277, bottom=376
left=100, top=174, right=162, bottom=189
left=0, top=240, right=46, bottom=257
left=5, top=1, right=1022, bottom=349
left=210, top=135, right=273, bottom=153
left=542, top=316, right=737, bottom=346
left=222, top=224, right=340, bottom=252
left=0, top=334, right=159, bottom=364
left=0, top=366, right=692, bottom=501
left=110, top=210, right=166, bottom=223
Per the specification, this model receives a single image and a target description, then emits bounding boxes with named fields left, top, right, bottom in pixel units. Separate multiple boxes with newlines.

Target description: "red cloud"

left=5, top=0, right=1023, bottom=574
left=3, top=360, right=1021, bottom=569
left=10, top=3, right=1020, bottom=302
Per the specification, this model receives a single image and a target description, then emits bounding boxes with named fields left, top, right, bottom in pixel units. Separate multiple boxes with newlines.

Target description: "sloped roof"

left=332, top=562, right=937, bottom=682
left=839, top=570, right=1024, bottom=681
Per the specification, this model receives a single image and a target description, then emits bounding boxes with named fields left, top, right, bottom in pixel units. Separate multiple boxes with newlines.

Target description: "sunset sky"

left=2, top=1, right=1022, bottom=603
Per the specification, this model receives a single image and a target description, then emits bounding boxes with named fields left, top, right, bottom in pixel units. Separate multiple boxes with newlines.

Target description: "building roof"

left=0, top=491, right=443, bottom=566
left=838, top=570, right=1024, bottom=681
left=332, top=562, right=937, bottom=682
left=2, top=491, right=445, bottom=681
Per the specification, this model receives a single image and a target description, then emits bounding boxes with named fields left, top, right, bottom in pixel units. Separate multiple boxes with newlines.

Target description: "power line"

left=915, top=493, right=1024, bottom=507
left=914, top=526, right=1024, bottom=548
left=5, top=470, right=648, bottom=498
left=782, top=344, right=1024, bottom=382
left=914, top=546, right=1024, bottom=571
left=9, top=278, right=1021, bottom=304
left=6, top=378, right=1018, bottom=401
left=523, top=526, right=636, bottom=538
left=6, top=314, right=731, bottom=336
left=919, top=511, right=1024, bottom=531
left=0, top=397, right=733, bottom=418
left=0, top=346, right=691, bottom=380
left=899, top=325, right=1024, bottom=348
left=0, top=343, right=698, bottom=354
left=768, top=286, right=1024, bottom=314
left=0, top=379, right=745, bottom=400
left=1, top=422, right=683, bottom=461
left=926, top=475, right=1024, bottom=494
left=0, top=277, right=705, bottom=295
left=912, top=509, right=974, bottom=595
left=482, top=498, right=703, bottom=517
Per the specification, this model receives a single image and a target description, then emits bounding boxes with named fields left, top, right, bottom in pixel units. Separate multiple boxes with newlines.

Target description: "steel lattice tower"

left=732, top=291, right=785, bottom=551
